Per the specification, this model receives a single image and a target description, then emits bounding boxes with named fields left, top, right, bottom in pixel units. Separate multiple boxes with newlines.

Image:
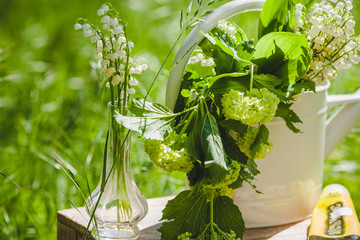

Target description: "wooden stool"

left=57, top=196, right=310, bottom=240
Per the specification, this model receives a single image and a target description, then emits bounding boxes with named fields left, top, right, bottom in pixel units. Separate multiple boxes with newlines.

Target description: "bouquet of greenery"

left=76, top=0, right=359, bottom=239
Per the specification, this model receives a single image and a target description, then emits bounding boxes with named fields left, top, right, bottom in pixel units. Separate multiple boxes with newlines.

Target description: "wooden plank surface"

left=57, top=196, right=310, bottom=240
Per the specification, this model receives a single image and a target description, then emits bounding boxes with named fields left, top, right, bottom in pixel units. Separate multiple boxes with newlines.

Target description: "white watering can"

left=165, top=0, right=360, bottom=228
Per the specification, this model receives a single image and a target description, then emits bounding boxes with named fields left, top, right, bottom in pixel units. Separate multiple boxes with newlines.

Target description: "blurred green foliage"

left=0, top=0, right=360, bottom=239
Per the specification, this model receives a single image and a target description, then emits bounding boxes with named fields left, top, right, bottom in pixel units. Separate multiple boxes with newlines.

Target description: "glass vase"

left=86, top=102, right=148, bottom=240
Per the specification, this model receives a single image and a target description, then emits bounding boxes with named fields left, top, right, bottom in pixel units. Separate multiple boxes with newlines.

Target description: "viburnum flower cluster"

left=221, top=88, right=279, bottom=126
left=294, top=0, right=360, bottom=84
left=221, top=88, right=278, bottom=159
left=201, top=160, right=241, bottom=199
left=74, top=3, right=148, bottom=99
left=144, top=132, right=194, bottom=173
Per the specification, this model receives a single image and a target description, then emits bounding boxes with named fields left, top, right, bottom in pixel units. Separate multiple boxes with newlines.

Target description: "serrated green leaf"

left=213, top=196, right=245, bottom=238
left=247, top=158, right=260, bottom=176
left=158, top=190, right=208, bottom=240
left=238, top=168, right=261, bottom=193
left=275, top=102, right=302, bottom=133
left=235, top=40, right=255, bottom=72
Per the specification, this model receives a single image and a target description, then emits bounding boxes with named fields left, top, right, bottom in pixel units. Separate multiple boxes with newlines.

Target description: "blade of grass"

left=0, top=171, right=21, bottom=189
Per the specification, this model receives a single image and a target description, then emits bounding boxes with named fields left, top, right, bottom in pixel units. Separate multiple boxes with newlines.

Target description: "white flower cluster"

left=74, top=4, right=148, bottom=95
left=188, top=52, right=215, bottom=67
left=295, top=0, right=360, bottom=84
left=217, top=20, right=237, bottom=36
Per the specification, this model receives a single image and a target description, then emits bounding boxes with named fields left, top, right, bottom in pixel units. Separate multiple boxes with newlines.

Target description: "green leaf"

left=238, top=168, right=261, bottom=193
left=219, top=119, right=248, bottom=135
left=158, top=190, right=208, bottom=240
left=247, top=158, right=260, bottom=176
left=253, top=32, right=310, bottom=86
left=295, top=0, right=318, bottom=10
left=235, top=40, right=255, bottom=72
left=219, top=127, right=248, bottom=164
left=129, top=98, right=173, bottom=117
left=253, top=74, right=287, bottom=101
left=287, top=80, right=316, bottom=98
left=200, top=27, right=241, bottom=74
left=258, top=0, right=295, bottom=38
left=207, top=72, right=249, bottom=89
left=199, top=112, right=228, bottom=183
left=213, top=196, right=245, bottom=238
left=250, top=124, right=270, bottom=159
left=181, top=89, right=191, bottom=98
left=115, top=99, right=176, bottom=140
left=209, top=74, right=250, bottom=95
left=275, top=102, right=302, bottom=133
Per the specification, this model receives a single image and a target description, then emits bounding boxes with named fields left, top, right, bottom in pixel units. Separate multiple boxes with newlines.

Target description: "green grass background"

left=0, top=0, right=360, bottom=239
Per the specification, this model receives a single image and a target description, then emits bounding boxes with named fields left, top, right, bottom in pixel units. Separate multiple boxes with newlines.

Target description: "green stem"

left=177, top=109, right=196, bottom=139
left=210, top=189, right=215, bottom=239
left=249, top=64, right=254, bottom=92
left=122, top=24, right=130, bottom=115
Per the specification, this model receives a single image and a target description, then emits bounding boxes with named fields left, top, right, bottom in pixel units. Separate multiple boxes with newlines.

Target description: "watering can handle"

left=325, top=89, right=360, bottom=157
left=165, top=0, right=265, bottom=110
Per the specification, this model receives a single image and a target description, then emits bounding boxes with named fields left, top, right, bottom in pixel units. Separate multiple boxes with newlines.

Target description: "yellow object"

left=309, top=184, right=360, bottom=240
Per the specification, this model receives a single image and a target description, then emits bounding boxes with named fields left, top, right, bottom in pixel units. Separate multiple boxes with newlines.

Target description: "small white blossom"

left=118, top=36, right=126, bottom=43
left=201, top=58, right=215, bottom=67
left=104, top=41, right=112, bottom=52
left=117, top=50, right=126, bottom=59
left=106, top=82, right=110, bottom=88
left=114, top=26, right=123, bottom=35
left=82, top=24, right=91, bottom=30
left=103, top=23, right=110, bottom=30
left=101, top=59, right=110, bottom=67
left=112, top=74, right=123, bottom=85
left=105, top=67, right=116, bottom=78
left=74, top=23, right=82, bottom=30
left=128, top=42, right=134, bottom=48
left=83, top=29, right=94, bottom=37
left=90, top=34, right=101, bottom=43
left=129, top=77, right=138, bottom=86
left=225, top=26, right=236, bottom=35
left=94, top=49, right=102, bottom=59
left=189, top=53, right=204, bottom=64
left=296, top=3, right=304, bottom=11
left=101, top=5, right=110, bottom=12
left=110, top=17, right=118, bottom=27
left=127, top=88, right=136, bottom=95
left=140, top=64, right=148, bottom=71
left=97, top=9, right=105, bottom=16
left=100, top=16, right=111, bottom=24
left=96, top=40, right=103, bottom=48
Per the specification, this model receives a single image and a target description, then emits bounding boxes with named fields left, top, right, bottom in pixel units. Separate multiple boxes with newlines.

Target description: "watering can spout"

left=325, top=89, right=360, bottom=158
